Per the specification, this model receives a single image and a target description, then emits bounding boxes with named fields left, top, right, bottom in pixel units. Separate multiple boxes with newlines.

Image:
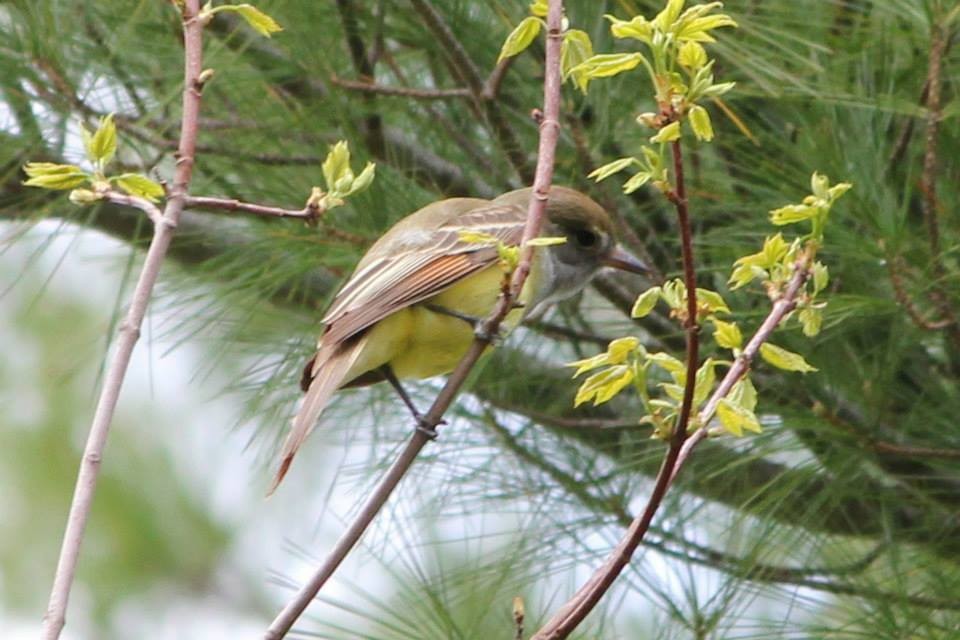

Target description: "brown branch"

left=101, top=191, right=165, bottom=226
left=529, top=253, right=813, bottom=640
left=183, top=195, right=368, bottom=245
left=40, top=2, right=206, bottom=638
left=261, top=2, right=565, bottom=638
left=531, top=127, right=701, bottom=640
left=330, top=74, right=472, bottom=99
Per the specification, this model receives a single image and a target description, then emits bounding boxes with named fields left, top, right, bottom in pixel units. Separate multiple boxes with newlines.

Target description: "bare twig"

left=40, top=2, right=206, bottom=638
left=183, top=195, right=368, bottom=245
left=184, top=195, right=319, bottom=220
left=531, top=126, right=701, bottom=640
left=262, top=3, right=565, bottom=637
left=102, top=191, right=165, bottom=226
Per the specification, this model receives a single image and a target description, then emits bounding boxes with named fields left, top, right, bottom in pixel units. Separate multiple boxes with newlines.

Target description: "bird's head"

left=493, top=186, right=650, bottom=315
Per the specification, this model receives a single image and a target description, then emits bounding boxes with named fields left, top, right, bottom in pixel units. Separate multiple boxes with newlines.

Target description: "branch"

left=262, top=2, right=565, bottom=636
left=102, top=191, right=165, bottom=226
left=40, top=3, right=206, bottom=638
left=183, top=195, right=368, bottom=245
left=530, top=122, right=701, bottom=640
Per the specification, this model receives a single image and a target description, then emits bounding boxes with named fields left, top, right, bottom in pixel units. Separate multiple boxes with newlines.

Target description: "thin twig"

left=184, top=195, right=368, bottom=245
left=261, top=2, right=565, bottom=638
left=530, top=127, right=700, bottom=640
left=184, top=195, right=319, bottom=220
left=102, top=191, right=165, bottom=226
left=40, top=2, right=205, bottom=638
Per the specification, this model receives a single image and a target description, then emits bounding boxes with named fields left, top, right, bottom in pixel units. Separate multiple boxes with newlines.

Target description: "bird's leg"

left=422, top=302, right=524, bottom=343
left=379, top=365, right=442, bottom=439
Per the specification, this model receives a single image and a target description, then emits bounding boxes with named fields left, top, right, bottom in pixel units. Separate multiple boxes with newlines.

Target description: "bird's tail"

left=268, top=337, right=366, bottom=494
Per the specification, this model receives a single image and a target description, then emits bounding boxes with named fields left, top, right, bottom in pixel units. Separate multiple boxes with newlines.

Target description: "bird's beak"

left=604, top=245, right=650, bottom=274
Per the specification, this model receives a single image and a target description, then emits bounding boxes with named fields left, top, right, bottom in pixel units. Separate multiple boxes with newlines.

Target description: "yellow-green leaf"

left=588, top=157, right=637, bottom=182
left=622, top=171, right=652, bottom=194
left=322, top=141, right=352, bottom=191
left=678, top=41, right=707, bottom=69
left=607, top=336, right=640, bottom=364
left=345, top=161, right=376, bottom=196
left=650, top=121, right=681, bottom=143
left=770, top=203, right=817, bottom=226
left=696, top=288, right=729, bottom=314
left=811, top=172, right=830, bottom=199
left=561, top=30, right=593, bottom=92
left=712, top=319, right=742, bottom=349
left=233, top=4, right=283, bottom=37
left=688, top=105, right=714, bottom=141
left=568, top=352, right=611, bottom=377
left=529, top=0, right=548, bottom=17
left=498, top=16, right=542, bottom=62
left=23, top=163, right=88, bottom=190
left=727, top=376, right=757, bottom=412
left=574, top=365, right=633, bottom=407
left=570, top=53, right=645, bottom=80
left=812, top=262, right=829, bottom=294
left=114, top=173, right=165, bottom=201
left=84, top=114, right=117, bottom=167
left=606, top=15, right=653, bottom=42
left=677, top=14, right=738, bottom=42
left=760, top=343, right=817, bottom=372
left=693, top=358, right=718, bottom=407
left=631, top=287, right=662, bottom=318
left=717, top=398, right=761, bottom=436
left=653, top=0, right=686, bottom=30
left=526, top=236, right=567, bottom=247
left=647, top=351, right=686, bottom=380
left=799, top=306, right=823, bottom=337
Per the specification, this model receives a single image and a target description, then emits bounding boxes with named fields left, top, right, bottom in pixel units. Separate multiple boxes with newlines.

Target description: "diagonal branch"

left=40, top=3, right=206, bottom=638
left=261, top=2, right=565, bottom=637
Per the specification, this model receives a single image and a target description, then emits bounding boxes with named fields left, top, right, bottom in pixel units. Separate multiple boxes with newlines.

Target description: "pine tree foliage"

left=2, top=0, right=959, bottom=637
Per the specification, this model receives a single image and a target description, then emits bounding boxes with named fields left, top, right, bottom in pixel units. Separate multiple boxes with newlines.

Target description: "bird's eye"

left=574, top=229, right=598, bottom=248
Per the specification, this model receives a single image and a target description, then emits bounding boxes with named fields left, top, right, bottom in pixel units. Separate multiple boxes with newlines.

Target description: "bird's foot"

left=415, top=415, right=445, bottom=440
left=423, top=303, right=508, bottom=344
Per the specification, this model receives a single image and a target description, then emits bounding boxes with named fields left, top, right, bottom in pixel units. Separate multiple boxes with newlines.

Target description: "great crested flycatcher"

left=272, top=185, right=647, bottom=487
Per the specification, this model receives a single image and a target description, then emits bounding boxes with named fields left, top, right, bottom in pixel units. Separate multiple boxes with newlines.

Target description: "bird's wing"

left=320, top=202, right=527, bottom=345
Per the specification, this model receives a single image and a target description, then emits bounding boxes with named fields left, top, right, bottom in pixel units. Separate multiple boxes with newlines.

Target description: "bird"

left=270, top=185, right=648, bottom=490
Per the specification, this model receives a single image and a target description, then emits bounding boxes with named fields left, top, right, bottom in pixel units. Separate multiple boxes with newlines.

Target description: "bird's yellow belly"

left=347, top=265, right=531, bottom=382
